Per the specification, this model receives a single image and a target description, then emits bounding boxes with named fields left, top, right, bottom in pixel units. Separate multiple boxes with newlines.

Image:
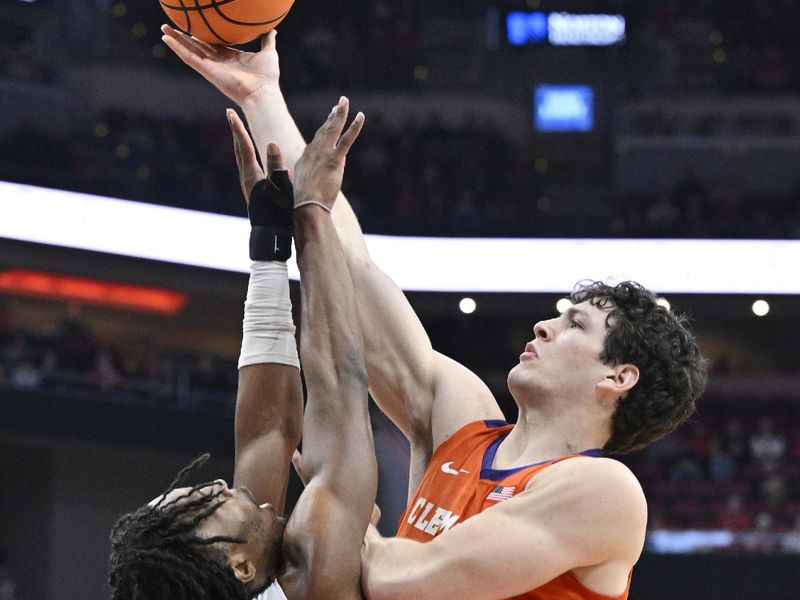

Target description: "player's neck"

left=495, top=406, right=607, bottom=468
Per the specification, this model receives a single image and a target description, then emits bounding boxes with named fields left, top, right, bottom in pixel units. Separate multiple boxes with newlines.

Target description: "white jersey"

left=256, top=581, right=288, bottom=600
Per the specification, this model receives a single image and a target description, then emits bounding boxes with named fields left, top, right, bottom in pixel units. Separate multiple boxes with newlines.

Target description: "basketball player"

left=162, top=25, right=707, bottom=599
left=109, top=98, right=377, bottom=600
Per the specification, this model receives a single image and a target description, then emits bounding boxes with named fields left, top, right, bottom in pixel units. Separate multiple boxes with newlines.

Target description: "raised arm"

left=289, top=102, right=375, bottom=598
left=228, top=109, right=303, bottom=514
left=161, top=27, right=503, bottom=496
left=234, top=331, right=302, bottom=514
left=249, top=99, right=375, bottom=599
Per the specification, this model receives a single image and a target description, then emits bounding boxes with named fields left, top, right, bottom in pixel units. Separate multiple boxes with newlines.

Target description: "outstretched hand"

left=228, top=96, right=364, bottom=211
left=161, top=24, right=280, bottom=104
left=227, top=109, right=284, bottom=205
left=292, top=96, right=365, bottom=211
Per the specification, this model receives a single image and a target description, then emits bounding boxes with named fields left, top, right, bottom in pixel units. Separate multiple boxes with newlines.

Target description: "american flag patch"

left=486, top=485, right=516, bottom=502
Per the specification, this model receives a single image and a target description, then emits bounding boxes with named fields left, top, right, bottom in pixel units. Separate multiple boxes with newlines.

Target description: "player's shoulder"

left=554, top=455, right=642, bottom=489
left=555, top=455, right=642, bottom=484
left=532, top=456, right=646, bottom=513
left=515, top=456, right=647, bottom=560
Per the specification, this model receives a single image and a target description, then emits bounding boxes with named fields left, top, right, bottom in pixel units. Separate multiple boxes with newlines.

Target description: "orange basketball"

left=160, top=0, right=294, bottom=45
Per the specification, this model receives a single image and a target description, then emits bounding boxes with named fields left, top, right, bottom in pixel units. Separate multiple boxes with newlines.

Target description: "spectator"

left=760, top=470, right=787, bottom=509
left=749, top=416, right=786, bottom=467
left=9, top=360, right=42, bottom=389
left=669, top=456, right=704, bottom=483
left=744, top=512, right=779, bottom=552
left=782, top=515, right=800, bottom=553
left=92, top=347, right=123, bottom=393
left=721, top=418, right=748, bottom=462
left=1, top=334, right=29, bottom=369
left=717, top=494, right=751, bottom=531
left=53, top=304, right=98, bottom=373
left=708, top=439, right=737, bottom=482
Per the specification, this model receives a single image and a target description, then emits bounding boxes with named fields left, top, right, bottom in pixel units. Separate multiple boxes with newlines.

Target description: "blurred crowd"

left=618, top=179, right=800, bottom=239
left=2, top=108, right=799, bottom=239
left=3, top=0, right=799, bottom=95
left=713, top=0, right=800, bottom=93
left=625, top=403, right=800, bottom=553
left=0, top=43, right=55, bottom=85
left=0, top=317, right=237, bottom=416
left=250, top=0, right=422, bottom=91
left=4, top=0, right=800, bottom=239
left=108, top=0, right=423, bottom=91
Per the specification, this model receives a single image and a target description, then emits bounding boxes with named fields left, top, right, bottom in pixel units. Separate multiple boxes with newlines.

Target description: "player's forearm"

left=362, top=534, right=435, bottom=600
left=243, top=87, right=434, bottom=438
left=294, top=204, right=374, bottom=496
left=295, top=207, right=367, bottom=392
left=235, top=364, right=302, bottom=448
left=241, top=87, right=309, bottom=177
left=241, top=87, right=370, bottom=259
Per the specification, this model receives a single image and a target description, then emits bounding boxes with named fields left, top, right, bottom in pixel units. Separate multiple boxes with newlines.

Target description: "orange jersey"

left=396, top=420, right=629, bottom=600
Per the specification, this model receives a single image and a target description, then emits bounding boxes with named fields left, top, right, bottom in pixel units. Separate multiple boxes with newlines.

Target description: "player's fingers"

left=160, top=32, right=203, bottom=68
left=227, top=109, right=263, bottom=198
left=261, top=29, right=277, bottom=51
left=335, top=111, right=365, bottom=157
left=315, top=96, right=349, bottom=144
left=160, top=24, right=217, bottom=60
left=163, top=23, right=222, bottom=55
left=186, top=31, right=222, bottom=55
left=291, top=450, right=309, bottom=487
left=370, top=504, right=382, bottom=527
left=229, top=118, right=246, bottom=194
left=328, top=96, right=350, bottom=137
left=311, top=103, right=338, bottom=142
left=265, top=142, right=285, bottom=177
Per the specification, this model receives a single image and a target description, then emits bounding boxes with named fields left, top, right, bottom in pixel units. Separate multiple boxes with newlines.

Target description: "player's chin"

left=259, top=528, right=283, bottom=578
left=265, top=516, right=286, bottom=555
left=506, top=362, right=527, bottom=389
left=507, top=363, right=540, bottom=392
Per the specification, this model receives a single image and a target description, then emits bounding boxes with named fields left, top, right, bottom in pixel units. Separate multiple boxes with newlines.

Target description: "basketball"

left=159, top=0, right=294, bottom=45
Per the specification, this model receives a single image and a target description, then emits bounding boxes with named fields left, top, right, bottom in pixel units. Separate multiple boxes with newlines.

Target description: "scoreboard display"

left=534, top=84, right=595, bottom=132
left=506, top=11, right=626, bottom=47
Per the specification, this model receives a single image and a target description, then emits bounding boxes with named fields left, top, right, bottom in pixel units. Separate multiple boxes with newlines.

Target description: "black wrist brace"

left=248, top=170, right=294, bottom=262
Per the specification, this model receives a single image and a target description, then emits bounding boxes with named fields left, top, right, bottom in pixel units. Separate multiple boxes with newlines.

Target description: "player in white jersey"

left=255, top=579, right=288, bottom=600
left=110, top=98, right=378, bottom=600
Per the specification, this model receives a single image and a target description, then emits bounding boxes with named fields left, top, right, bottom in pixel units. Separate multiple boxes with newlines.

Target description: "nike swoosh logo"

left=441, top=461, right=470, bottom=475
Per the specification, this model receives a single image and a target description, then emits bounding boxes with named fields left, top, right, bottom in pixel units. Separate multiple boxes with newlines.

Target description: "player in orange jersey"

left=162, top=25, right=707, bottom=600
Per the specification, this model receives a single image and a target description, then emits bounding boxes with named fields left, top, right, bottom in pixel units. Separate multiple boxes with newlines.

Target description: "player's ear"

left=229, top=552, right=257, bottom=584
left=598, top=363, right=639, bottom=397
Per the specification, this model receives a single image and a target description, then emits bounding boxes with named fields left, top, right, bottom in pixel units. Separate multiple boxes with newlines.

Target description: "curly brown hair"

left=570, top=281, right=707, bottom=454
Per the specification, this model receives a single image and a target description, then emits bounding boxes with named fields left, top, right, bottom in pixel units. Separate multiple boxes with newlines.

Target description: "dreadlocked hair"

left=109, top=454, right=251, bottom=600
left=571, top=281, right=707, bottom=455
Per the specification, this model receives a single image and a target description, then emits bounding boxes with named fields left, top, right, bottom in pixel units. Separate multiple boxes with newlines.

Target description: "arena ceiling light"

left=459, top=298, right=477, bottom=314
left=556, top=298, right=573, bottom=314
left=2, top=180, right=800, bottom=295
left=752, top=300, right=770, bottom=317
